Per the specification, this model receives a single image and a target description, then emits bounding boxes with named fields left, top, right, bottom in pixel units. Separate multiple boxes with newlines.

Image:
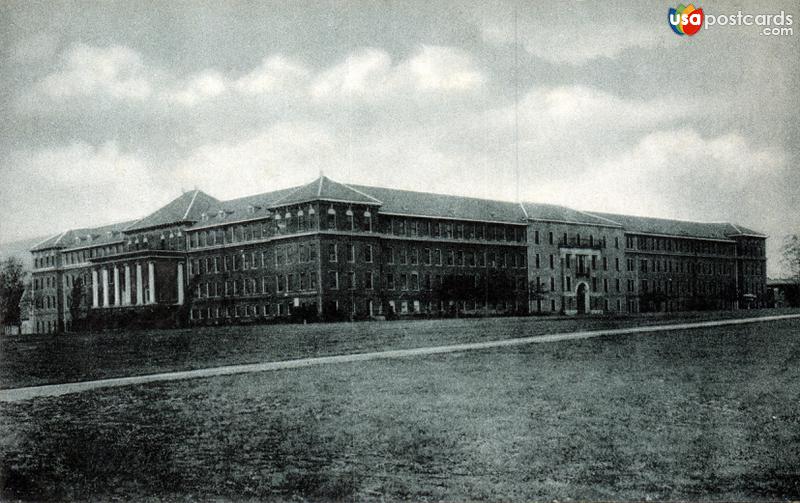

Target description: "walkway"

left=2, top=313, right=798, bottom=403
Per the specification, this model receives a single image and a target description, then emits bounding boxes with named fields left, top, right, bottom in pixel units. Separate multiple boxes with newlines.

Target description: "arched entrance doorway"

left=576, top=283, right=589, bottom=314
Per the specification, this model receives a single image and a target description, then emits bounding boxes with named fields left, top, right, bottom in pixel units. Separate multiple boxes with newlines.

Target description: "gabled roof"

left=187, top=186, right=297, bottom=229
left=349, top=184, right=526, bottom=224
left=31, top=220, right=138, bottom=252
left=126, top=190, right=220, bottom=232
left=586, top=212, right=764, bottom=241
left=270, top=176, right=382, bottom=208
left=521, top=202, right=621, bottom=227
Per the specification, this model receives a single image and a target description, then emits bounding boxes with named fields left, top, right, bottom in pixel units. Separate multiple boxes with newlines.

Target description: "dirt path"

left=2, top=313, right=798, bottom=403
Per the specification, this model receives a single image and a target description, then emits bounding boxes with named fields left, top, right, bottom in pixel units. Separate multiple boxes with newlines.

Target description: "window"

left=327, top=208, right=336, bottom=229
left=423, top=248, right=431, bottom=265
left=410, top=248, right=418, bottom=265
left=365, top=271, right=374, bottom=289
left=329, top=243, right=338, bottom=262
left=535, top=254, right=540, bottom=268
left=329, top=271, right=339, bottom=289
left=364, top=244, right=373, bottom=263
left=434, top=249, right=442, bottom=266
left=534, top=230, right=539, bottom=244
left=549, top=254, right=555, bottom=269
left=348, top=271, right=356, bottom=289
left=387, top=273, right=395, bottom=290
left=347, top=209, right=354, bottom=231
left=364, top=211, right=372, bottom=232
left=399, top=248, right=407, bottom=265
left=411, top=273, right=419, bottom=290
left=387, top=247, right=394, bottom=264
left=347, top=243, right=355, bottom=262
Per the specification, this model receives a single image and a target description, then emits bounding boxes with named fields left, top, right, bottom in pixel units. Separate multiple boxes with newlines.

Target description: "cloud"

left=164, top=69, right=228, bottom=106
left=234, top=55, right=311, bottom=95
left=0, top=141, right=169, bottom=241
left=310, top=45, right=485, bottom=100
left=172, top=122, right=337, bottom=198
left=164, top=55, right=311, bottom=106
left=476, top=2, right=678, bottom=65
left=35, top=43, right=153, bottom=100
left=530, top=128, right=786, bottom=221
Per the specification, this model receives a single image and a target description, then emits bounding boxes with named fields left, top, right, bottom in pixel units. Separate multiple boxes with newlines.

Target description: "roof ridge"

left=31, top=232, right=62, bottom=249
left=53, top=229, right=70, bottom=246
left=339, top=180, right=383, bottom=204
left=270, top=180, right=314, bottom=207
left=518, top=202, right=528, bottom=219
left=182, top=190, right=201, bottom=220
left=581, top=210, right=624, bottom=226
left=352, top=183, right=519, bottom=206
left=317, top=176, right=324, bottom=197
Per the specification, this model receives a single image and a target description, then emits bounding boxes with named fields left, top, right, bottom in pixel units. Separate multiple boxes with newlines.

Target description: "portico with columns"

left=89, top=252, right=186, bottom=310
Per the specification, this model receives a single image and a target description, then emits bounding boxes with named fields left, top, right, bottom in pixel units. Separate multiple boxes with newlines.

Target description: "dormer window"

left=327, top=206, right=336, bottom=230
left=308, top=206, right=316, bottom=215
left=201, top=212, right=208, bottom=222
left=285, top=211, right=291, bottom=219
left=218, top=210, right=225, bottom=219
left=364, top=210, right=373, bottom=232
left=297, top=209, right=304, bottom=217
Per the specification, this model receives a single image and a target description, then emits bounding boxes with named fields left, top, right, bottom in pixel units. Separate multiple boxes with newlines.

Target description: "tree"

left=529, top=278, right=548, bottom=313
left=68, top=277, right=86, bottom=329
left=0, top=257, right=26, bottom=329
left=781, top=234, right=800, bottom=283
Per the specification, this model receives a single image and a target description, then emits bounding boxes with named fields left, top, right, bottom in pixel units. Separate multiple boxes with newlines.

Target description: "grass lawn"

left=1, top=308, right=798, bottom=390
left=1, top=318, right=799, bottom=501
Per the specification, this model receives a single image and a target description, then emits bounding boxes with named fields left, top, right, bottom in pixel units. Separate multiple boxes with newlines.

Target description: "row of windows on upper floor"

left=631, top=257, right=746, bottom=276
left=187, top=211, right=528, bottom=249
left=532, top=230, right=620, bottom=250
left=626, top=235, right=746, bottom=256
left=188, top=243, right=528, bottom=276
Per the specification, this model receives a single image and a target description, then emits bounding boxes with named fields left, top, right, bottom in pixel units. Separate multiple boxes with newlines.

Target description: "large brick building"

left=29, top=175, right=768, bottom=333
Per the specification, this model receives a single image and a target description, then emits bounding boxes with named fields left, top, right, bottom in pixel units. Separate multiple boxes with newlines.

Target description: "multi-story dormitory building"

left=28, top=175, right=767, bottom=334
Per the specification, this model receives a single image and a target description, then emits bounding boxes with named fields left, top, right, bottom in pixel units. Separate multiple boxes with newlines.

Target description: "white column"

left=113, top=265, right=120, bottom=306
left=148, top=261, right=156, bottom=304
left=91, top=270, right=99, bottom=308
left=136, top=263, right=144, bottom=305
left=177, top=263, right=185, bottom=305
left=123, top=264, right=132, bottom=305
left=101, top=268, right=110, bottom=307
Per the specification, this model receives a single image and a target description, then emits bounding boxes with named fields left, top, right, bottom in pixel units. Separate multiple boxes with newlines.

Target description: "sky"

left=0, top=0, right=797, bottom=276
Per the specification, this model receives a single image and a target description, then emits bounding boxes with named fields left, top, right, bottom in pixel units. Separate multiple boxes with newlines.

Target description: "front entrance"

left=576, top=283, right=588, bottom=314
